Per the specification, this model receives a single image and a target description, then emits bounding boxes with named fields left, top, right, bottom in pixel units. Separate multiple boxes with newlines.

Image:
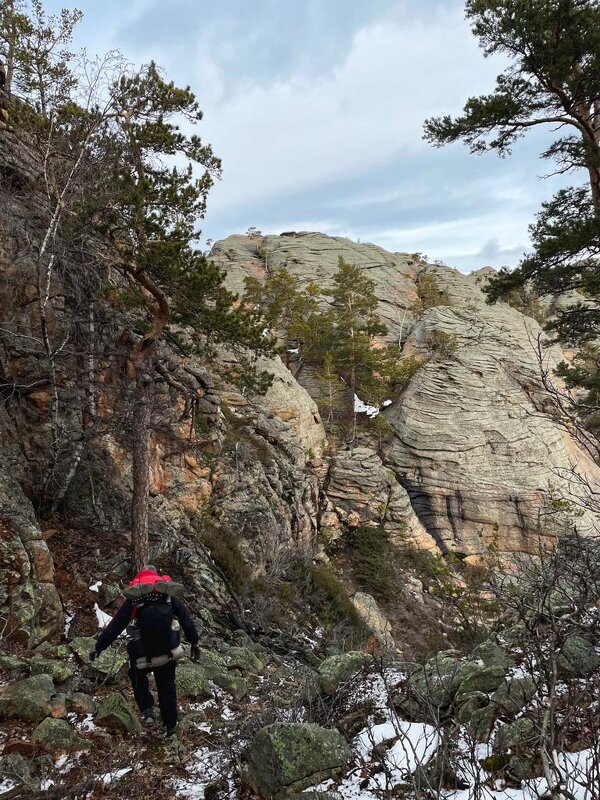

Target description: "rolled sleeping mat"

left=123, top=580, right=185, bottom=600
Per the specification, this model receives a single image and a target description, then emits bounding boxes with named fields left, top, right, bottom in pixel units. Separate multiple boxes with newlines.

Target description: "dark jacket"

left=95, top=597, right=198, bottom=654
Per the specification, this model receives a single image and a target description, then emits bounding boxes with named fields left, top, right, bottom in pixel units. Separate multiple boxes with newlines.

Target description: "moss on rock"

left=31, top=717, right=87, bottom=750
left=246, top=722, right=351, bottom=798
left=317, top=652, right=372, bottom=696
left=0, top=674, right=56, bottom=722
left=95, top=692, right=139, bottom=733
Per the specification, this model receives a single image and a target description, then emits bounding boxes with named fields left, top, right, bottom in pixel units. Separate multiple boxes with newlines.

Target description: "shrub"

left=413, top=274, right=451, bottom=315
left=202, top=524, right=251, bottom=595
left=426, top=330, right=459, bottom=361
left=347, top=526, right=397, bottom=604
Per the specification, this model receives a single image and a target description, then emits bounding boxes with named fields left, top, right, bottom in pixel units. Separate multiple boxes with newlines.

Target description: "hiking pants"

left=128, top=658, right=178, bottom=729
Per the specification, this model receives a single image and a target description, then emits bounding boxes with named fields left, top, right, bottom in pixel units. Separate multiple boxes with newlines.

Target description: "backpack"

left=128, top=595, right=183, bottom=670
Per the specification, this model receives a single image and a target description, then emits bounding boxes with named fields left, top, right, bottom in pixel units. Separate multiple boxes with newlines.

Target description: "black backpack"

left=134, top=596, right=180, bottom=658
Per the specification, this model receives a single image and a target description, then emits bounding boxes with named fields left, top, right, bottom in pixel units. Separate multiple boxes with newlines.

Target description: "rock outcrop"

left=213, top=232, right=600, bottom=561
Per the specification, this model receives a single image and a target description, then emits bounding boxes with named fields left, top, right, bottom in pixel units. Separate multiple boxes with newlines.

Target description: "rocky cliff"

left=211, top=232, right=600, bottom=562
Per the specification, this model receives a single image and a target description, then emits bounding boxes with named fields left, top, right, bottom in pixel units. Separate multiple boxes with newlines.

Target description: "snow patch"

left=89, top=581, right=102, bottom=593
left=94, top=603, right=112, bottom=628
left=64, top=611, right=74, bottom=637
left=354, top=394, right=379, bottom=417
left=100, top=767, right=132, bottom=786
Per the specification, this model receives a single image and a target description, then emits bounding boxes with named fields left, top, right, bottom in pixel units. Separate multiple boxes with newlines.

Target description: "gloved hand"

left=190, top=643, right=200, bottom=662
left=89, top=649, right=99, bottom=662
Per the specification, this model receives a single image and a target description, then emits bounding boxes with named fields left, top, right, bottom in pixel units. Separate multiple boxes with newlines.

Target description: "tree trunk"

left=131, top=368, right=151, bottom=571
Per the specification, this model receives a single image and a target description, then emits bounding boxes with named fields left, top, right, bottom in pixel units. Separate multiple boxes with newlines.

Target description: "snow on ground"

left=63, top=610, right=74, bottom=637
left=100, top=767, right=132, bottom=786
left=93, top=603, right=112, bottom=628
left=89, top=581, right=102, bottom=593
left=309, top=668, right=598, bottom=800
left=354, top=394, right=379, bottom=417
left=171, top=746, right=234, bottom=799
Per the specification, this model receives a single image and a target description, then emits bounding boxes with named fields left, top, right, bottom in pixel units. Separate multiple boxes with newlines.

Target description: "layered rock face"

left=212, top=232, right=600, bottom=560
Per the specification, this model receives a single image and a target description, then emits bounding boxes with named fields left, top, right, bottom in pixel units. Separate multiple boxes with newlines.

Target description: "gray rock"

left=212, top=232, right=600, bottom=560
left=0, top=753, right=34, bottom=789
left=223, top=646, right=264, bottom=673
left=30, top=656, right=76, bottom=684
left=175, top=662, right=214, bottom=700
left=494, top=718, right=536, bottom=753
left=557, top=635, right=600, bottom=678
left=246, top=722, right=351, bottom=798
left=470, top=641, right=515, bottom=671
left=31, top=717, right=87, bottom=750
left=95, top=693, right=139, bottom=733
left=0, top=674, right=56, bottom=722
left=491, top=676, right=537, bottom=715
left=456, top=664, right=507, bottom=695
left=0, top=437, right=62, bottom=645
left=295, top=793, right=343, bottom=800
left=66, top=692, right=97, bottom=715
left=317, top=652, right=372, bottom=696
left=69, top=636, right=127, bottom=681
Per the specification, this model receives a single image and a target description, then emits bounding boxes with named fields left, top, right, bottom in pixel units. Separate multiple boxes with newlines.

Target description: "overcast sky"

left=46, top=0, right=571, bottom=272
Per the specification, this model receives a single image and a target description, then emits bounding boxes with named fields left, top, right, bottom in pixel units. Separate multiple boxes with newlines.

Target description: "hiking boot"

left=142, top=710, right=156, bottom=727
left=165, top=726, right=176, bottom=738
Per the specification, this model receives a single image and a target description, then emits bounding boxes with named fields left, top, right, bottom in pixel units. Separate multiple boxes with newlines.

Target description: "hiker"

left=90, top=565, right=200, bottom=737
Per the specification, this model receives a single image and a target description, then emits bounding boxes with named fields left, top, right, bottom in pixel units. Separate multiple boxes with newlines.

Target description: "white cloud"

left=198, top=3, right=502, bottom=213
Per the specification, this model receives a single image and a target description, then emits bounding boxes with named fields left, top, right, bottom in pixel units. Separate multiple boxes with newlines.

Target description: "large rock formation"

left=212, top=232, right=600, bottom=561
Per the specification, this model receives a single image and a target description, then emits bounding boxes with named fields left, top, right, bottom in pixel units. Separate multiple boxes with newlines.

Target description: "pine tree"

left=243, top=268, right=330, bottom=373
left=328, top=257, right=391, bottom=415
left=424, top=0, right=600, bottom=409
left=3, top=2, right=274, bottom=567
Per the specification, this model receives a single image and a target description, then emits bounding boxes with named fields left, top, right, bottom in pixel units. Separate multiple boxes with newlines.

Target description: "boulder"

left=30, top=656, right=75, bottom=684
left=491, top=676, right=537, bottom=716
left=295, top=793, right=343, bottom=800
left=224, top=646, right=264, bottom=673
left=95, top=693, right=139, bottom=733
left=470, top=641, right=515, bottom=671
left=66, top=692, right=97, bottom=715
left=494, top=718, right=536, bottom=753
left=455, top=664, right=507, bottom=695
left=557, top=635, right=600, bottom=678
left=0, top=653, right=28, bottom=674
left=69, top=636, right=127, bottom=681
left=188, top=649, right=249, bottom=698
left=246, top=723, right=351, bottom=798
left=350, top=592, right=395, bottom=649
left=317, top=652, right=372, bottom=696
left=31, top=718, right=87, bottom=750
left=0, top=753, right=35, bottom=791
left=395, top=650, right=508, bottom=722
left=0, top=674, right=56, bottom=722
left=466, top=705, right=497, bottom=743
left=175, top=662, right=214, bottom=701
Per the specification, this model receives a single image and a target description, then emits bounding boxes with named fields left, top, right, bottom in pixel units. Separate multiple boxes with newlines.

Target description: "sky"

left=45, top=0, right=572, bottom=272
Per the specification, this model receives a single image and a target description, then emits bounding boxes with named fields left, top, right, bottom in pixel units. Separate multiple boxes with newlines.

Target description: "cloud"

left=195, top=2, right=502, bottom=216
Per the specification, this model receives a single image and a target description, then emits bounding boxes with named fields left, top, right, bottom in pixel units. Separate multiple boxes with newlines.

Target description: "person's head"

left=141, top=564, right=158, bottom=573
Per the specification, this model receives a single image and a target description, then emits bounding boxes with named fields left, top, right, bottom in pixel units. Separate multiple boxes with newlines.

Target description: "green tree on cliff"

left=328, top=257, right=398, bottom=416
left=243, top=268, right=330, bottom=373
left=424, top=0, right=600, bottom=428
